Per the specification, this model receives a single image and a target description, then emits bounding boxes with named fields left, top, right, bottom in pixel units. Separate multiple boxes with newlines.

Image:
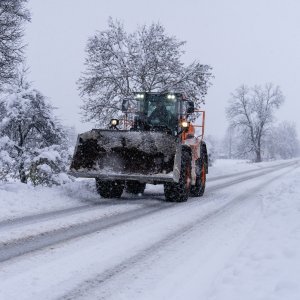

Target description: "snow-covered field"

left=0, top=158, right=299, bottom=299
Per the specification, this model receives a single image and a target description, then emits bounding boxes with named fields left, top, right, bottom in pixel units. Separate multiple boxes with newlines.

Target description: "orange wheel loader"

left=69, top=92, right=208, bottom=202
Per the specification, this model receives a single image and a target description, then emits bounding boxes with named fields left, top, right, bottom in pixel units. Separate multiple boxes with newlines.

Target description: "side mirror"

left=121, top=98, right=129, bottom=112
left=186, top=101, right=195, bottom=114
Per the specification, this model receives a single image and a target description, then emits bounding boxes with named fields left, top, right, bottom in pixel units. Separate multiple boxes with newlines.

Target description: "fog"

left=26, top=0, right=300, bottom=138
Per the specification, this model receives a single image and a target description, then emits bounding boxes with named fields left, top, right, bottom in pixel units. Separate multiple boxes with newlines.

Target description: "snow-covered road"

left=0, top=159, right=299, bottom=299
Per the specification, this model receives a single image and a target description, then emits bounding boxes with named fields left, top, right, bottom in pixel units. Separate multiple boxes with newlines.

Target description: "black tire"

left=190, top=158, right=206, bottom=197
left=164, top=151, right=191, bottom=202
left=125, top=181, right=146, bottom=194
left=95, top=179, right=124, bottom=198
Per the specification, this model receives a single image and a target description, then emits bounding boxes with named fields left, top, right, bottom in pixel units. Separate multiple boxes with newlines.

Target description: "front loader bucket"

left=69, top=130, right=180, bottom=183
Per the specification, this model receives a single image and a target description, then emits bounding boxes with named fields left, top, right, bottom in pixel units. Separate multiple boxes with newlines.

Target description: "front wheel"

left=95, top=179, right=124, bottom=198
left=164, top=151, right=191, bottom=202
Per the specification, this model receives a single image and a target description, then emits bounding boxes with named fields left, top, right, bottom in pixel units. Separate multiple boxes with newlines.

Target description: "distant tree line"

left=223, top=83, right=299, bottom=162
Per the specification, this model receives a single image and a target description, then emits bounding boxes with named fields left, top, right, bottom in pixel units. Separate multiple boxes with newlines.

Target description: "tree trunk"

left=255, top=135, right=262, bottom=163
left=19, top=161, right=27, bottom=183
left=17, top=124, right=27, bottom=183
left=255, top=150, right=262, bottom=162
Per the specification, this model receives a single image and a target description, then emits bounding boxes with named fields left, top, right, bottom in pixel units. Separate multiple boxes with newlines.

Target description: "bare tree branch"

left=0, top=0, right=30, bottom=89
left=226, top=83, right=284, bottom=162
left=77, top=19, right=213, bottom=125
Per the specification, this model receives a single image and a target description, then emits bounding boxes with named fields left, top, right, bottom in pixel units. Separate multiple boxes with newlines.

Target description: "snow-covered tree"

left=0, top=0, right=30, bottom=89
left=64, top=125, right=78, bottom=148
left=266, top=122, right=300, bottom=159
left=78, top=18, right=212, bottom=125
left=222, top=125, right=236, bottom=159
left=0, top=77, right=71, bottom=185
left=226, top=83, right=284, bottom=162
left=221, top=125, right=255, bottom=160
left=0, top=136, right=14, bottom=181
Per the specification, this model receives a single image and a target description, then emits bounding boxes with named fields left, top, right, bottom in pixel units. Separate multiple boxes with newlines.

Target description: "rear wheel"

left=126, top=181, right=146, bottom=194
left=164, top=151, right=191, bottom=202
left=190, top=158, right=206, bottom=197
left=95, top=179, right=124, bottom=198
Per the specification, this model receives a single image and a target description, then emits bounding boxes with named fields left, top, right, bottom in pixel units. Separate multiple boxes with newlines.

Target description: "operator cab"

left=122, top=92, right=194, bottom=135
left=138, top=92, right=178, bottom=134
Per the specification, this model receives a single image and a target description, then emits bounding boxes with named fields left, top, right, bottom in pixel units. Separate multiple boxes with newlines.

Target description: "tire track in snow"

left=208, top=160, right=298, bottom=191
left=207, top=160, right=298, bottom=182
left=0, top=205, right=93, bottom=230
left=0, top=202, right=174, bottom=263
left=0, top=194, right=165, bottom=231
left=0, top=161, right=298, bottom=264
left=0, top=160, right=297, bottom=231
left=60, top=164, right=299, bottom=300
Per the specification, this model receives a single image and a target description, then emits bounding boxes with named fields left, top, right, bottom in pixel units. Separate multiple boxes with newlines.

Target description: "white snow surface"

left=0, top=158, right=299, bottom=299
left=0, top=180, right=99, bottom=221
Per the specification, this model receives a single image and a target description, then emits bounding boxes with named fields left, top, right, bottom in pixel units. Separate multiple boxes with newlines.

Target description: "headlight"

left=110, top=119, right=119, bottom=126
left=135, top=93, right=144, bottom=99
left=181, top=121, right=189, bottom=128
left=167, top=94, right=176, bottom=100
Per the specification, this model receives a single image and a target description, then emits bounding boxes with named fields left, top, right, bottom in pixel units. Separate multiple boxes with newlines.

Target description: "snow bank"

left=0, top=179, right=99, bottom=221
left=208, top=165, right=300, bottom=300
left=0, top=158, right=296, bottom=221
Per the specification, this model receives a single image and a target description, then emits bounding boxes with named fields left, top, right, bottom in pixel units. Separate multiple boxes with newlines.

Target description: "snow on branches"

left=225, top=83, right=300, bottom=161
left=78, top=18, right=212, bottom=125
left=0, top=82, right=72, bottom=186
left=0, top=0, right=30, bottom=89
left=0, top=1, right=72, bottom=185
left=266, top=121, right=300, bottom=160
left=226, top=83, right=284, bottom=162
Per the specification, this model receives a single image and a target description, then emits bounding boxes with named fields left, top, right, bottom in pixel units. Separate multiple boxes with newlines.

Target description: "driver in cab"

left=148, top=101, right=170, bottom=125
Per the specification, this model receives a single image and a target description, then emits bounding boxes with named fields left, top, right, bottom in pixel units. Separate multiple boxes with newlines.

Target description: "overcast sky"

left=25, top=0, right=300, bottom=139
